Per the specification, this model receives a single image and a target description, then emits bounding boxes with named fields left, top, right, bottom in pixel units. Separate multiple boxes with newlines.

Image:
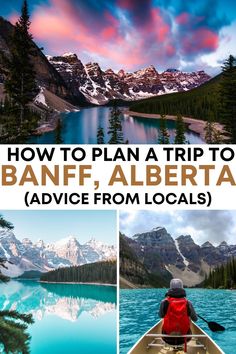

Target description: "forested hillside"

left=40, top=260, right=116, bottom=284
left=131, top=55, right=236, bottom=143
left=204, top=258, right=236, bottom=289
left=131, top=74, right=221, bottom=122
left=120, top=233, right=171, bottom=288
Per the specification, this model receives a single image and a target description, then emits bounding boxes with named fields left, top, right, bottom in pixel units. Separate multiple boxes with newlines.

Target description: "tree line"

left=131, top=55, right=236, bottom=143
left=0, top=214, right=34, bottom=353
left=40, top=260, right=117, bottom=284
left=0, top=0, right=40, bottom=143
left=204, top=257, right=236, bottom=289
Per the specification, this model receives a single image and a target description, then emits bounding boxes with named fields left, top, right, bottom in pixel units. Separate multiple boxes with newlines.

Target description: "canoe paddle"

left=197, top=314, right=225, bottom=332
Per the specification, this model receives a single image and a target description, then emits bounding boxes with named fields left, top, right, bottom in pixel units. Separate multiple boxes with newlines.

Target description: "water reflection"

left=0, top=281, right=116, bottom=322
left=29, top=107, right=204, bottom=144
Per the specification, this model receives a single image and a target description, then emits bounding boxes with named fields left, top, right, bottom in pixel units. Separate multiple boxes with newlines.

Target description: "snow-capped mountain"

left=0, top=228, right=116, bottom=276
left=123, top=227, right=236, bottom=287
left=47, top=53, right=211, bottom=105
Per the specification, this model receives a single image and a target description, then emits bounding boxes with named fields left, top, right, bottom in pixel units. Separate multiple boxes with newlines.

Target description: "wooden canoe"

left=128, top=320, right=225, bottom=354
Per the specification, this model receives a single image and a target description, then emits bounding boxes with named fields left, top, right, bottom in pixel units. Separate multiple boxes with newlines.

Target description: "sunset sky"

left=1, top=0, right=236, bottom=74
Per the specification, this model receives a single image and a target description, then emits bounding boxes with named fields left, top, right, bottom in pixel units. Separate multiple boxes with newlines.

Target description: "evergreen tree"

left=158, top=114, right=170, bottom=144
left=204, top=111, right=223, bottom=144
left=55, top=119, right=63, bottom=144
left=3, top=0, right=38, bottom=127
left=220, top=55, right=236, bottom=142
left=97, top=126, right=104, bottom=144
left=204, top=258, right=236, bottom=289
left=108, top=104, right=124, bottom=144
left=0, top=214, right=34, bottom=353
left=174, top=114, right=186, bottom=144
left=0, top=214, right=14, bottom=230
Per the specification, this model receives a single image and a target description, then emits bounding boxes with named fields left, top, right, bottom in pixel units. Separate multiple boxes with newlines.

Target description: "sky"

left=120, top=210, right=236, bottom=246
left=0, top=210, right=117, bottom=245
left=1, top=0, right=236, bottom=75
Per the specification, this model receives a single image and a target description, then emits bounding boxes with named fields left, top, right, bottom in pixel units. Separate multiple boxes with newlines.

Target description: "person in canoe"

left=159, top=278, right=198, bottom=346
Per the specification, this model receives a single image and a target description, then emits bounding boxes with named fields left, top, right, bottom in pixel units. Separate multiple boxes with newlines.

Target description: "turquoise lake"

left=29, top=107, right=204, bottom=144
left=120, top=288, right=236, bottom=354
left=0, top=280, right=117, bottom=354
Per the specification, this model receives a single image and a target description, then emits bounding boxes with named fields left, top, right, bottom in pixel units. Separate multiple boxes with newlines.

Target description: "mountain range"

left=47, top=53, right=210, bottom=105
left=0, top=228, right=116, bottom=277
left=120, top=227, right=236, bottom=288
left=0, top=17, right=210, bottom=111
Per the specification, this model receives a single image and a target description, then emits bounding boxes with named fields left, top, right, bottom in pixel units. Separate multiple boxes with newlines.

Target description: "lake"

left=0, top=280, right=117, bottom=354
left=29, top=107, right=204, bottom=144
left=120, top=288, right=236, bottom=354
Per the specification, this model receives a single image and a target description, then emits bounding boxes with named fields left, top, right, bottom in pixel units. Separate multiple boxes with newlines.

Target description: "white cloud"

left=201, top=20, right=236, bottom=69
left=119, top=210, right=236, bottom=245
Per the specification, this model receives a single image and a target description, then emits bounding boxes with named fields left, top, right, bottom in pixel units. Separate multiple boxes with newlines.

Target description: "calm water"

left=0, top=280, right=117, bottom=354
left=120, top=288, right=236, bottom=354
left=29, top=107, right=204, bottom=144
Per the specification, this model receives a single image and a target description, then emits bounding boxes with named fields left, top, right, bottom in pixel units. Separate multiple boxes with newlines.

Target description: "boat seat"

left=147, top=337, right=207, bottom=352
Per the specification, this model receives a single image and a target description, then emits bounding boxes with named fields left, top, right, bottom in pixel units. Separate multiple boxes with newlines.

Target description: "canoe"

left=128, top=320, right=225, bottom=354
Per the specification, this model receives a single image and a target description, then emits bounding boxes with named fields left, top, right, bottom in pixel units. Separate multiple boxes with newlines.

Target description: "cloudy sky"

left=120, top=210, right=236, bottom=245
left=1, top=210, right=116, bottom=244
left=1, top=0, right=236, bottom=74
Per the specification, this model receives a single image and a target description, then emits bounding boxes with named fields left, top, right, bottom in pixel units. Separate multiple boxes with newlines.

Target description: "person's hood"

left=165, top=288, right=186, bottom=298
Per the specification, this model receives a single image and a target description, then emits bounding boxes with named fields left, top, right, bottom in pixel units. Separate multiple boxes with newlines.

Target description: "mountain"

left=120, top=233, right=171, bottom=288
left=0, top=16, right=211, bottom=109
left=0, top=17, right=72, bottom=100
left=130, top=72, right=223, bottom=123
left=48, top=53, right=210, bottom=105
left=121, top=227, right=236, bottom=287
left=0, top=228, right=116, bottom=277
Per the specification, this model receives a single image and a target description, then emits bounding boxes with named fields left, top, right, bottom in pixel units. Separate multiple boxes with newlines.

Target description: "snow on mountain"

left=125, top=227, right=236, bottom=286
left=47, top=53, right=211, bottom=105
left=0, top=228, right=116, bottom=277
left=175, top=238, right=189, bottom=267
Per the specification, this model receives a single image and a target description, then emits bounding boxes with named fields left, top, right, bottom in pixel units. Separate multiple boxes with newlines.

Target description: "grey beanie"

left=170, top=278, right=183, bottom=289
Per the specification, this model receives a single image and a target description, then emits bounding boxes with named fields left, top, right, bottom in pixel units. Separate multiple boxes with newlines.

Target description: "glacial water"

left=0, top=280, right=117, bottom=354
left=29, top=106, right=204, bottom=144
left=120, top=288, right=236, bottom=354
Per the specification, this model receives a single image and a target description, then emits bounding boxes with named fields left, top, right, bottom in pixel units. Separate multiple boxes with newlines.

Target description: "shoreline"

left=126, top=110, right=226, bottom=141
left=33, top=111, right=60, bottom=135
left=39, top=280, right=116, bottom=287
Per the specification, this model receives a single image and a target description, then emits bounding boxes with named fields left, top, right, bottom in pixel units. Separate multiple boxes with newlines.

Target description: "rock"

left=48, top=53, right=211, bottom=105
left=0, top=228, right=116, bottom=276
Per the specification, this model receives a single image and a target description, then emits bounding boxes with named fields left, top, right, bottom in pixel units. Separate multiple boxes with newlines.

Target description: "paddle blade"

left=208, top=321, right=225, bottom=332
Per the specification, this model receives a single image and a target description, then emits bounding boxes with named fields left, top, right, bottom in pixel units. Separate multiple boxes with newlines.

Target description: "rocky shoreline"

left=126, top=110, right=226, bottom=141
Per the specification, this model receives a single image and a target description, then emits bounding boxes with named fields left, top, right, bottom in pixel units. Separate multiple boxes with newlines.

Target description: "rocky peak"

left=105, top=68, right=115, bottom=75
left=35, top=239, right=45, bottom=248
left=134, top=65, right=159, bottom=78
left=22, top=238, right=33, bottom=246
left=118, top=69, right=126, bottom=78
left=175, top=235, right=201, bottom=271
left=176, top=235, right=196, bottom=245
left=133, top=227, right=174, bottom=246
left=85, top=62, right=103, bottom=75
left=166, top=68, right=180, bottom=73
left=218, top=241, right=228, bottom=247
left=201, top=241, right=215, bottom=248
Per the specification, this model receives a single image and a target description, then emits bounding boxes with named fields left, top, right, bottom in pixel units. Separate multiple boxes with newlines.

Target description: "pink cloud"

left=151, top=9, right=170, bottom=42
left=182, top=28, right=219, bottom=54
left=176, top=12, right=189, bottom=25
